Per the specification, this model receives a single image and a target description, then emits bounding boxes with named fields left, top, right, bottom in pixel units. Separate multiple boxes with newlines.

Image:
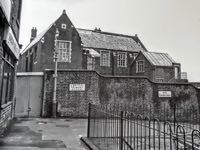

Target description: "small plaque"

left=158, top=91, right=172, bottom=98
left=69, top=84, right=85, bottom=91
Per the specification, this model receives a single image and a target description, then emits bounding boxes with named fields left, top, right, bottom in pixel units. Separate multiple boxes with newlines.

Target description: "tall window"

left=100, top=50, right=110, bottom=67
left=34, top=46, right=37, bottom=62
left=136, top=60, right=144, bottom=73
left=87, top=57, right=95, bottom=70
left=174, top=67, right=179, bottom=79
left=57, top=40, right=72, bottom=62
left=117, top=52, right=127, bottom=67
left=0, top=59, right=14, bottom=105
left=25, top=54, right=29, bottom=72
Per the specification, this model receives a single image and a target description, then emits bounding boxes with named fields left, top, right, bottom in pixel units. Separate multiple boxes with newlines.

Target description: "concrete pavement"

left=0, top=118, right=88, bottom=150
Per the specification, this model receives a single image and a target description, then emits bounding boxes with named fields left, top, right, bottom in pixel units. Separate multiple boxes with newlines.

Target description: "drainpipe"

left=112, top=51, right=114, bottom=76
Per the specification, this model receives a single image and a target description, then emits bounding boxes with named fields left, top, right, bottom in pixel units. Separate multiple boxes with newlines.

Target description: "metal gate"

left=15, top=72, right=43, bottom=117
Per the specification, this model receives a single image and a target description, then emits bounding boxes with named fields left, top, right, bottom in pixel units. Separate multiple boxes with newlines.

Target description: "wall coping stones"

left=17, top=72, right=44, bottom=76
left=44, top=69, right=200, bottom=90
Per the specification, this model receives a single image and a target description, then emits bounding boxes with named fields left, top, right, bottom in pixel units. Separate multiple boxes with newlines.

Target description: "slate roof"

left=21, top=22, right=55, bottom=54
left=84, top=48, right=100, bottom=57
left=77, top=28, right=146, bottom=52
left=21, top=11, right=146, bottom=55
left=142, top=51, right=177, bottom=67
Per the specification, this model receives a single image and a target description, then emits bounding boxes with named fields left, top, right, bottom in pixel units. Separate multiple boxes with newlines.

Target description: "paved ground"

left=0, top=118, right=88, bottom=150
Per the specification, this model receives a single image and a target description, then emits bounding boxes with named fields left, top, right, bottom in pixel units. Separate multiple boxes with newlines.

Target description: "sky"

left=19, top=0, right=200, bottom=82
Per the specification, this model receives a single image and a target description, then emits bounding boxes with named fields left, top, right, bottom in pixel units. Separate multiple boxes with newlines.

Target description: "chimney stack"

left=94, top=27, right=101, bottom=32
left=30, top=27, right=37, bottom=42
left=62, top=9, right=66, bottom=14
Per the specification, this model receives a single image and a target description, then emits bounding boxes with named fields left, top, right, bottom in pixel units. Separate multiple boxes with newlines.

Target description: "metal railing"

left=0, top=101, right=15, bottom=134
left=96, top=103, right=200, bottom=132
left=87, top=103, right=200, bottom=150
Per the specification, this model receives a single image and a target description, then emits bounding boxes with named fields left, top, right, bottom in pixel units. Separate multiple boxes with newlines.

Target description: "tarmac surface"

left=0, top=118, right=88, bottom=150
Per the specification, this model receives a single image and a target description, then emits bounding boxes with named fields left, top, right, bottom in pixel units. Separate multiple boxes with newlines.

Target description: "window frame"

left=0, top=58, right=15, bottom=106
left=87, top=56, right=95, bottom=70
left=34, top=46, right=38, bottom=63
left=56, top=40, right=72, bottom=63
left=136, top=60, right=145, bottom=73
left=100, top=50, right=110, bottom=67
left=174, top=66, right=179, bottom=79
left=61, top=24, right=67, bottom=29
left=117, top=52, right=127, bottom=67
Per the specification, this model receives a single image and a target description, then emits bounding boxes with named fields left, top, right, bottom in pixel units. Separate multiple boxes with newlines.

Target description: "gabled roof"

left=84, top=48, right=100, bottom=57
left=77, top=28, right=146, bottom=52
left=21, top=23, right=54, bottom=54
left=21, top=10, right=66, bottom=55
left=141, top=51, right=177, bottom=67
left=21, top=10, right=147, bottom=55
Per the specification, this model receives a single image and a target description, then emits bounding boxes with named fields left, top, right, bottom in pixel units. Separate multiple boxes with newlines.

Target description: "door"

left=15, top=73, right=43, bottom=117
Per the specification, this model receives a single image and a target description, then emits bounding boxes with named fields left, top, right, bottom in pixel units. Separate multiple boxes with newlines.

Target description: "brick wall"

left=130, top=53, right=178, bottom=82
left=43, top=70, right=100, bottom=117
left=131, top=53, right=154, bottom=80
left=18, top=12, right=83, bottom=72
left=155, top=83, right=199, bottom=109
left=10, top=0, right=22, bottom=40
left=43, top=70, right=200, bottom=117
left=83, top=50, right=137, bottom=76
left=154, top=67, right=174, bottom=82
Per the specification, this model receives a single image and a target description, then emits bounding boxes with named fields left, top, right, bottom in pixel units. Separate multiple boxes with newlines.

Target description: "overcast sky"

left=19, top=0, right=200, bottom=82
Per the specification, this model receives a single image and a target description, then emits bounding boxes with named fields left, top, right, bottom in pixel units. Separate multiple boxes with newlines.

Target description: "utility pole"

left=52, top=28, right=59, bottom=118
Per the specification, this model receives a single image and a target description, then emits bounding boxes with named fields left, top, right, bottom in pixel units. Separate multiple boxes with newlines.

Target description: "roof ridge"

left=21, top=12, right=65, bottom=54
left=77, top=27, right=137, bottom=38
left=144, top=51, right=168, bottom=55
left=141, top=51, right=177, bottom=66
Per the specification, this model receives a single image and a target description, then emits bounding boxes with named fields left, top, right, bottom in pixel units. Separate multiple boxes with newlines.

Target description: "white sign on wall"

left=69, top=84, right=85, bottom=91
left=158, top=91, right=172, bottom=98
left=4, top=27, right=20, bottom=59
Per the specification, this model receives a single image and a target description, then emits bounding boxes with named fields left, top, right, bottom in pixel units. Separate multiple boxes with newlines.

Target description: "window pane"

left=100, top=51, right=110, bottom=67
left=1, top=62, right=9, bottom=104
left=117, top=52, right=127, bottom=67
left=57, top=41, right=71, bottom=62
left=136, top=61, right=144, bottom=73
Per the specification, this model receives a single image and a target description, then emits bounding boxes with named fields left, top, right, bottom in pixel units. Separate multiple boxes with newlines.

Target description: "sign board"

left=69, top=84, right=85, bottom=91
left=158, top=91, right=172, bottom=98
left=4, top=27, right=20, bottom=59
left=0, top=0, right=12, bottom=22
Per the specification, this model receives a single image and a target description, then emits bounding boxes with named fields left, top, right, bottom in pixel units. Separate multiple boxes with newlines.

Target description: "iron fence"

left=96, top=103, right=200, bottom=132
left=87, top=103, right=200, bottom=150
left=0, top=101, right=15, bottom=134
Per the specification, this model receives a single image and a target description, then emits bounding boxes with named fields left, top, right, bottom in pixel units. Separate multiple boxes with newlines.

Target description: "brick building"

left=18, top=10, right=184, bottom=82
left=18, top=10, right=83, bottom=72
left=130, top=51, right=183, bottom=82
left=0, top=0, right=22, bottom=132
left=18, top=10, right=147, bottom=76
left=79, top=28, right=147, bottom=76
